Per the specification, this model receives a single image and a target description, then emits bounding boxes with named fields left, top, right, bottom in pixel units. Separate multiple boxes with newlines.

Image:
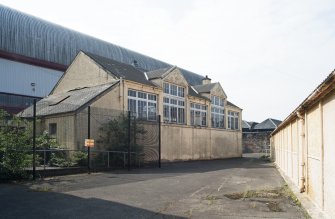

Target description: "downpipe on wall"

left=297, top=111, right=306, bottom=193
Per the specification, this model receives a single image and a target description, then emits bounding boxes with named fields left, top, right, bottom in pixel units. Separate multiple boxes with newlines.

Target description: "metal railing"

left=7, top=148, right=139, bottom=170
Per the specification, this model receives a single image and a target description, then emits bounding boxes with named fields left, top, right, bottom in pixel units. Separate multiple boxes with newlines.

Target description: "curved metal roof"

left=0, top=5, right=203, bottom=85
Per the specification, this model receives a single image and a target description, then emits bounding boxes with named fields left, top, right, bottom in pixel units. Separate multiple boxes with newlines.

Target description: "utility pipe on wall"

left=297, top=111, right=306, bottom=193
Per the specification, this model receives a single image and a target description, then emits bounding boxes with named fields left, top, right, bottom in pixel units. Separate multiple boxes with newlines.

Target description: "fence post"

left=158, top=115, right=161, bottom=168
left=87, top=106, right=91, bottom=173
left=127, top=111, right=131, bottom=171
left=32, top=99, right=37, bottom=180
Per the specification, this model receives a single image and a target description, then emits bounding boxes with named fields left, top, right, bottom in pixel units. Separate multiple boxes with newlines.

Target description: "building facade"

left=20, top=51, right=243, bottom=161
left=271, top=70, right=335, bottom=218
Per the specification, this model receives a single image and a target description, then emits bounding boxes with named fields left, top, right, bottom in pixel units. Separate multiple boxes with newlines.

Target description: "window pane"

left=178, top=100, right=184, bottom=106
left=148, top=94, right=156, bottom=101
left=202, top=112, right=207, bottom=126
left=170, top=84, right=177, bottom=96
left=178, top=87, right=184, bottom=97
left=128, top=90, right=136, bottom=97
left=128, top=99, right=137, bottom=116
left=170, top=99, right=177, bottom=105
left=138, top=92, right=147, bottom=99
left=178, top=108, right=185, bottom=124
left=164, top=83, right=169, bottom=94
left=191, top=110, right=195, bottom=125
left=148, top=102, right=156, bottom=121
left=49, top=123, right=57, bottom=135
left=220, top=98, right=224, bottom=107
left=170, top=106, right=177, bottom=123
left=163, top=97, right=169, bottom=103
left=138, top=100, right=147, bottom=119
left=164, top=105, right=169, bottom=121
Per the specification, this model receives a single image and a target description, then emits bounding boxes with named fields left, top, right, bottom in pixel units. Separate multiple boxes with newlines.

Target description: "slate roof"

left=0, top=5, right=204, bottom=85
left=254, top=118, right=281, bottom=130
left=188, top=86, right=209, bottom=100
left=242, top=120, right=259, bottom=130
left=146, top=67, right=173, bottom=79
left=242, top=120, right=251, bottom=129
left=86, top=53, right=155, bottom=87
left=193, top=83, right=217, bottom=93
left=18, top=82, right=119, bottom=117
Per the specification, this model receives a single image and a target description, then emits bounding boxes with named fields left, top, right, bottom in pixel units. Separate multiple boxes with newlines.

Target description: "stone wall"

left=242, top=131, right=271, bottom=153
left=161, top=124, right=242, bottom=161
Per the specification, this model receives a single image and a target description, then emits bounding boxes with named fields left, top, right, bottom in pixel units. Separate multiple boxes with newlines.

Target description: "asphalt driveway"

left=0, top=155, right=309, bottom=218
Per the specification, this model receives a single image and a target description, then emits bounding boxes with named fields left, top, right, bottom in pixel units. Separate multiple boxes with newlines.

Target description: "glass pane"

left=138, top=92, right=147, bottom=99
left=128, top=99, right=137, bottom=115
left=148, top=94, right=156, bottom=101
left=178, top=87, right=184, bottom=97
left=138, top=100, right=147, bottom=119
left=164, top=83, right=169, bottom=94
left=170, top=106, right=177, bottom=123
left=202, top=112, right=207, bottom=126
left=163, top=105, right=169, bottom=121
left=171, top=84, right=177, bottom=96
left=178, top=108, right=185, bottom=124
left=191, top=110, right=195, bottom=125
left=170, top=99, right=177, bottom=105
left=148, top=102, right=156, bottom=121
left=128, top=90, right=136, bottom=97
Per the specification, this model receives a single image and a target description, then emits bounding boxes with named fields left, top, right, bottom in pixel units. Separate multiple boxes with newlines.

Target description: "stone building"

left=20, top=51, right=243, bottom=161
left=271, top=69, right=335, bottom=218
left=242, top=118, right=281, bottom=153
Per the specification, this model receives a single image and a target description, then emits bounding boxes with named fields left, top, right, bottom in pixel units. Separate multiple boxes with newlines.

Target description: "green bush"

left=72, top=151, right=87, bottom=166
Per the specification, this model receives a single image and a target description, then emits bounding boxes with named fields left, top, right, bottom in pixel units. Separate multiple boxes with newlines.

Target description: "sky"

left=1, top=0, right=335, bottom=122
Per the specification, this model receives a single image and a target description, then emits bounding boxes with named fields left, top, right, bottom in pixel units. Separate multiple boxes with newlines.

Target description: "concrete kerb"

left=275, top=165, right=330, bottom=219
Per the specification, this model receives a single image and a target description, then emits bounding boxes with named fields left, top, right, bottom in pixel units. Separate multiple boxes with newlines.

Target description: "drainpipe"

left=297, top=111, right=306, bottom=193
left=119, top=77, right=124, bottom=111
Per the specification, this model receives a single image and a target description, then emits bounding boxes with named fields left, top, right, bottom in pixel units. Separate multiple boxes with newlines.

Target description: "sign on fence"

left=85, top=139, right=95, bottom=147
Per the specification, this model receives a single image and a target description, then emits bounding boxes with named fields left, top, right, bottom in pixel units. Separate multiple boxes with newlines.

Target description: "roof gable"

left=85, top=52, right=156, bottom=87
left=193, top=82, right=227, bottom=99
left=18, top=82, right=119, bottom=117
left=254, top=118, right=282, bottom=130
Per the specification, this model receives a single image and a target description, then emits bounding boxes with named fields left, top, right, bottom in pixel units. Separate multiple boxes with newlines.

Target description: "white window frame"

left=163, top=82, right=185, bottom=124
left=128, top=89, right=157, bottom=121
left=228, top=111, right=239, bottom=130
left=190, top=103, right=207, bottom=126
left=211, top=95, right=225, bottom=128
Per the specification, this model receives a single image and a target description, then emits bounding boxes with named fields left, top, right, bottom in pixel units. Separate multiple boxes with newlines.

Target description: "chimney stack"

left=202, top=75, right=211, bottom=85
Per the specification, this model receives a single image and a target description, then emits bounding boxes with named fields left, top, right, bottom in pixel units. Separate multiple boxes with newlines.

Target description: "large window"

left=128, top=89, right=157, bottom=121
left=163, top=83, right=185, bottom=124
left=190, top=103, right=207, bottom=126
left=211, top=95, right=225, bottom=128
left=228, top=111, right=239, bottom=130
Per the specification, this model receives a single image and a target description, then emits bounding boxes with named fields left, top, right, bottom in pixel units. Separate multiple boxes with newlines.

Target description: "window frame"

left=228, top=111, right=239, bottom=130
left=190, top=102, right=207, bottom=126
left=128, top=89, right=157, bottom=121
left=163, top=82, right=185, bottom=124
left=211, top=95, right=225, bottom=128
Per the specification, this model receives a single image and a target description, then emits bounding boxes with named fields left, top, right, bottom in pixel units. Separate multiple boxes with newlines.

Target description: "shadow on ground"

left=0, top=184, right=184, bottom=219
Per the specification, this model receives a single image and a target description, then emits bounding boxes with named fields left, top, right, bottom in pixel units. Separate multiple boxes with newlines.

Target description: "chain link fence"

left=0, top=100, right=161, bottom=180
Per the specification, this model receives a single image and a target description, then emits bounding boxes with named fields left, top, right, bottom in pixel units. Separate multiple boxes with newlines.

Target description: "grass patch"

left=267, top=201, right=283, bottom=212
